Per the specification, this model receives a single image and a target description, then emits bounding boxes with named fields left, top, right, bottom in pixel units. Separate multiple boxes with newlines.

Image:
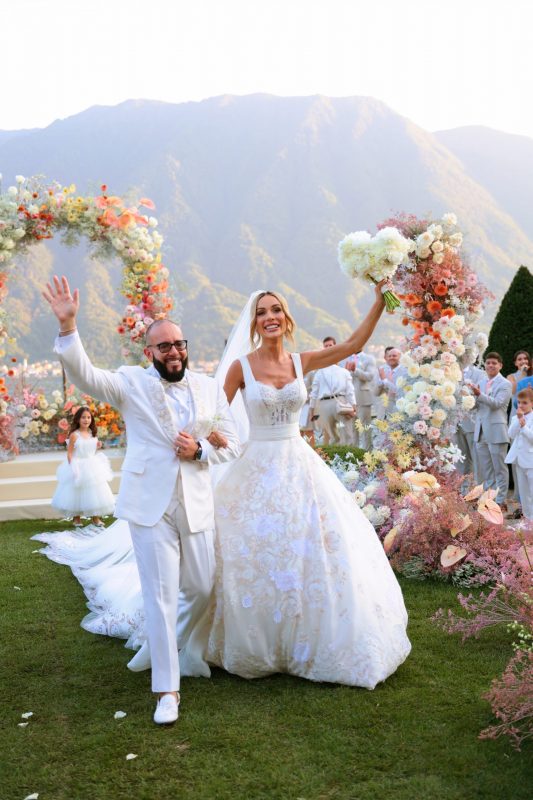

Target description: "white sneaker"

left=153, top=693, right=179, bottom=725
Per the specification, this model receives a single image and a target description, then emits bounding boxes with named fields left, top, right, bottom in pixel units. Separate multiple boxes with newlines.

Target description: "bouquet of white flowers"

left=337, top=226, right=413, bottom=312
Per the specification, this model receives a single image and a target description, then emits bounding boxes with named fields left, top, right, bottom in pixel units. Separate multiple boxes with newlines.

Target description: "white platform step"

left=0, top=448, right=124, bottom=522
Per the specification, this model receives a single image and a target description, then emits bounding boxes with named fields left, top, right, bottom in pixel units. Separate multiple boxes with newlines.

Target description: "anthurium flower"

left=440, top=545, right=467, bottom=568
left=383, top=526, right=398, bottom=554
left=402, top=470, right=439, bottom=492
left=450, top=514, right=472, bottom=537
left=477, top=491, right=503, bottom=525
left=464, top=484, right=484, bottom=501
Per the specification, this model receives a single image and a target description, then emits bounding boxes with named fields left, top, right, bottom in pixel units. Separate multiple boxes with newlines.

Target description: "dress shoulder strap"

left=239, top=355, right=255, bottom=386
left=291, top=352, right=304, bottom=382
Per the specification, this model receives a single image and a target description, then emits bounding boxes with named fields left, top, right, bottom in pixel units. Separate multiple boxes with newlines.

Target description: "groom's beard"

left=152, top=353, right=188, bottom=383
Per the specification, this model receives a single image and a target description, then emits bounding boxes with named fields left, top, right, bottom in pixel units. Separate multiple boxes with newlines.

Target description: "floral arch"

left=0, top=175, right=173, bottom=456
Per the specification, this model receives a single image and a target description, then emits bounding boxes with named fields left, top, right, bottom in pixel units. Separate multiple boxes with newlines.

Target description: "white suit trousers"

left=516, top=467, right=533, bottom=520
left=129, top=478, right=215, bottom=692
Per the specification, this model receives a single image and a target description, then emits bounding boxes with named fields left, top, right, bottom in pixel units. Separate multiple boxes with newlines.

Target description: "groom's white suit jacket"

left=55, top=334, right=240, bottom=530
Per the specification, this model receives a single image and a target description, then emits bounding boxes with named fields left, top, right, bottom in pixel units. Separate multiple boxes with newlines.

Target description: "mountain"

left=435, top=125, right=533, bottom=243
left=1, top=95, right=532, bottom=367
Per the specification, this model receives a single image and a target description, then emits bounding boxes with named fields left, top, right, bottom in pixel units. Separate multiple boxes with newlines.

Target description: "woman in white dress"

left=35, top=284, right=411, bottom=689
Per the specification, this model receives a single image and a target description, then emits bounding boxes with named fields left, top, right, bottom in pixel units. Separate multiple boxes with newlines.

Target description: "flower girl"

left=51, top=406, right=115, bottom=526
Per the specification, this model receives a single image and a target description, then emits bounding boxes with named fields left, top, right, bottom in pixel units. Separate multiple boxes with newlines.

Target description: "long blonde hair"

left=249, top=291, right=296, bottom=347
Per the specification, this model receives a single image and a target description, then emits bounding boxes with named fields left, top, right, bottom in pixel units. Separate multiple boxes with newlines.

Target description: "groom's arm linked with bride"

left=43, top=274, right=240, bottom=725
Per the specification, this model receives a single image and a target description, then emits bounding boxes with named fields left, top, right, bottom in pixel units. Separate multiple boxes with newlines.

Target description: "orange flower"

left=427, top=300, right=442, bottom=315
left=441, top=308, right=455, bottom=318
left=404, top=293, right=423, bottom=306
left=402, top=317, right=409, bottom=326
left=434, top=283, right=448, bottom=297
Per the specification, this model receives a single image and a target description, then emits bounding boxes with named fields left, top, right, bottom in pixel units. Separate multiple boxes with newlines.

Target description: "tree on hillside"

left=486, top=265, right=533, bottom=375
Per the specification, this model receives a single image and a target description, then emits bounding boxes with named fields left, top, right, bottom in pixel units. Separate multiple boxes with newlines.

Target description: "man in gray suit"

left=456, top=363, right=484, bottom=481
left=471, top=352, right=512, bottom=508
left=346, top=351, right=377, bottom=449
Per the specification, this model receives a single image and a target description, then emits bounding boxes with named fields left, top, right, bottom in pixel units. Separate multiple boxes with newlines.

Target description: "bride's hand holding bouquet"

left=338, top=227, right=414, bottom=313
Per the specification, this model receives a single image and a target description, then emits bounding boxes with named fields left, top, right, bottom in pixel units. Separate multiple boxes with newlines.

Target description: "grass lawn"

left=1, top=519, right=532, bottom=800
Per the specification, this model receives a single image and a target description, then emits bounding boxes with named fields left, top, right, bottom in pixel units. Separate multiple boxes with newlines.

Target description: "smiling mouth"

left=264, top=324, right=280, bottom=332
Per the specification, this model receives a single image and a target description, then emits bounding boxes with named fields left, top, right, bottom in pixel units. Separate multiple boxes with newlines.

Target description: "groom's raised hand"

left=42, top=275, right=80, bottom=331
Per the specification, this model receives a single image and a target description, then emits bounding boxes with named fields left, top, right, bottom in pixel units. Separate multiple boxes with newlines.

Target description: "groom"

left=43, top=276, right=240, bottom=725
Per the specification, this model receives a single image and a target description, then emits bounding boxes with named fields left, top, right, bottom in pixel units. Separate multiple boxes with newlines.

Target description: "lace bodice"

left=71, top=435, right=98, bottom=459
left=240, top=353, right=307, bottom=427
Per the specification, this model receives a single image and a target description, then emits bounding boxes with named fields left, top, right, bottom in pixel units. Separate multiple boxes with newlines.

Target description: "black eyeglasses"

left=148, top=340, right=188, bottom=354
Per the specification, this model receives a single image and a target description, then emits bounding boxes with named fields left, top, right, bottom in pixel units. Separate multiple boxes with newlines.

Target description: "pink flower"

left=466, top=273, right=478, bottom=287
left=455, top=280, right=466, bottom=295
left=413, top=420, right=428, bottom=435
left=419, top=406, right=433, bottom=420
left=428, top=427, right=441, bottom=440
left=58, top=418, right=69, bottom=431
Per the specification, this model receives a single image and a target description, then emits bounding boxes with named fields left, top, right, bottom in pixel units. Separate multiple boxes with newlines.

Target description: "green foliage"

left=317, top=444, right=366, bottom=461
left=2, top=520, right=532, bottom=799
left=486, top=266, right=533, bottom=375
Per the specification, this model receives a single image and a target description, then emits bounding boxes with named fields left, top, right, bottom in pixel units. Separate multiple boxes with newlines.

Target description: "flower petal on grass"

left=464, top=484, right=484, bottom=501
left=125, top=753, right=137, bottom=760
left=21, top=712, right=33, bottom=719
left=18, top=722, right=29, bottom=728
left=440, top=545, right=467, bottom=568
left=114, top=711, right=127, bottom=719
left=13, top=586, right=21, bottom=591
left=24, top=794, right=39, bottom=799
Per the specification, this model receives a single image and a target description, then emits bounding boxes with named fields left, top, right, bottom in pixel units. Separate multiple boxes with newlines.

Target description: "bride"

left=35, top=284, right=411, bottom=688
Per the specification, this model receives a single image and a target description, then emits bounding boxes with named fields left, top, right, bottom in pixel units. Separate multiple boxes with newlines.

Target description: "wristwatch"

left=194, top=441, right=203, bottom=460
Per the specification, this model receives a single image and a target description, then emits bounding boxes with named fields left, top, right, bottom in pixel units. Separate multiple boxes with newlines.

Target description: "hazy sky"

left=3, top=0, right=533, bottom=138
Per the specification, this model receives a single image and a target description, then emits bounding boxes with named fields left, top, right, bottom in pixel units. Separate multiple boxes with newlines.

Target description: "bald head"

left=145, top=318, right=183, bottom=346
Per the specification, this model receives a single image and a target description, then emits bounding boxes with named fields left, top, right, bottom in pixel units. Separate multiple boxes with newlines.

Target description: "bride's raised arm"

left=300, top=281, right=388, bottom=374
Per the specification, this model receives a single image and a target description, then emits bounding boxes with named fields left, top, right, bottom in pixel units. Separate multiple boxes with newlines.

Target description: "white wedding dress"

left=34, top=352, right=411, bottom=689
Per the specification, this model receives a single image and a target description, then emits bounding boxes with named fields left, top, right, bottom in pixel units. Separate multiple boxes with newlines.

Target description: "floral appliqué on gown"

left=207, top=353, right=411, bottom=688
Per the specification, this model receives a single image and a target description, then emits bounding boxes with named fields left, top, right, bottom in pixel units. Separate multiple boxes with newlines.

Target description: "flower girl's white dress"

left=51, top=435, right=115, bottom=518
left=35, top=354, right=411, bottom=688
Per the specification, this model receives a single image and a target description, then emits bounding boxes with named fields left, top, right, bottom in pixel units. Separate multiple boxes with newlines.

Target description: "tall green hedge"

left=486, top=265, right=533, bottom=375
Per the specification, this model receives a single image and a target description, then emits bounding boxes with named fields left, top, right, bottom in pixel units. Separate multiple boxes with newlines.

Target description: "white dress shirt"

left=309, top=365, right=356, bottom=406
left=55, top=332, right=212, bottom=460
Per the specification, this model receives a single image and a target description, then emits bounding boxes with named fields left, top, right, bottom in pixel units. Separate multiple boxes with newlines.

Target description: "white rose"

left=432, top=385, right=445, bottom=401
left=413, top=380, right=429, bottom=396
left=15, top=175, right=25, bottom=184
left=433, top=253, right=444, bottom=265
left=417, top=231, right=434, bottom=248
left=441, top=395, right=456, bottom=409
left=432, top=408, right=447, bottom=423
left=3, top=239, right=15, bottom=249
left=407, top=364, right=420, bottom=378
left=417, top=247, right=432, bottom=259
left=419, top=364, right=432, bottom=379
left=443, top=381, right=456, bottom=396
left=432, top=240, right=444, bottom=253
left=448, top=233, right=463, bottom=247
left=428, top=224, right=443, bottom=238
left=461, top=395, right=475, bottom=411
left=406, top=402, right=418, bottom=417
left=442, top=213, right=457, bottom=227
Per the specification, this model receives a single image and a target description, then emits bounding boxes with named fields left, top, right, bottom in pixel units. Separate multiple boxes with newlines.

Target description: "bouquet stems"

left=369, top=278, right=401, bottom=313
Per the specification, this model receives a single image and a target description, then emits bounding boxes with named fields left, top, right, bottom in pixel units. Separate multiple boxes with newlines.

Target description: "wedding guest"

left=456, top=363, right=484, bottom=481
left=345, top=351, right=377, bottom=449
left=505, top=387, right=533, bottom=520
left=375, top=346, right=405, bottom=418
left=471, top=352, right=513, bottom=510
left=309, top=336, right=357, bottom=445
left=506, top=350, right=531, bottom=507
